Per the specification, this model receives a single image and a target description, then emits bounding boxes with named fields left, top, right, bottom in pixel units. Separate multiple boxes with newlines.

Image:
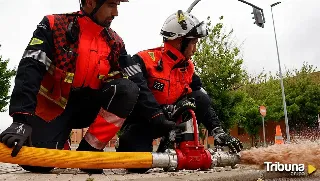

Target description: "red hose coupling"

left=175, top=142, right=212, bottom=170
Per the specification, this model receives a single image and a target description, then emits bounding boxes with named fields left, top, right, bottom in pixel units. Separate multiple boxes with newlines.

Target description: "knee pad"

left=101, top=78, right=139, bottom=118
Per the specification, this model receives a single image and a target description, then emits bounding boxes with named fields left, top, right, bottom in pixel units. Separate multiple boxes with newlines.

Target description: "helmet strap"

left=90, top=0, right=105, bottom=17
left=180, top=37, right=192, bottom=54
left=80, top=0, right=110, bottom=27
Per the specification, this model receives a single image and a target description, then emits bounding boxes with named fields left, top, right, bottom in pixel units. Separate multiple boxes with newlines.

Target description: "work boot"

left=76, top=139, right=104, bottom=174
left=19, top=165, right=54, bottom=173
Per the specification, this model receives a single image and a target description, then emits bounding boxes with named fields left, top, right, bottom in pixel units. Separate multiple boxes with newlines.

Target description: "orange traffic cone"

left=275, top=125, right=284, bottom=144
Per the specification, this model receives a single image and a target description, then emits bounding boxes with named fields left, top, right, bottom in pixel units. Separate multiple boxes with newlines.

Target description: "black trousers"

left=20, top=78, right=139, bottom=173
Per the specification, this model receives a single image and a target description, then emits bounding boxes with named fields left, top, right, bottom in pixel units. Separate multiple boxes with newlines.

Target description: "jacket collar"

left=162, top=42, right=186, bottom=68
left=77, top=11, right=105, bottom=37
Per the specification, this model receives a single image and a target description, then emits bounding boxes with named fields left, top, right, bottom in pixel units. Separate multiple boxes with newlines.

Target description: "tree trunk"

left=251, top=135, right=254, bottom=147
left=201, top=130, right=207, bottom=146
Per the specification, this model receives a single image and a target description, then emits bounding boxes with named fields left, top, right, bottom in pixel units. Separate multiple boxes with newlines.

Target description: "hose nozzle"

left=208, top=148, right=240, bottom=168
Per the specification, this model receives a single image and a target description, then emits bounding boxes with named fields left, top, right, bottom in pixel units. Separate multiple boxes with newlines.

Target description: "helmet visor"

left=185, top=21, right=208, bottom=38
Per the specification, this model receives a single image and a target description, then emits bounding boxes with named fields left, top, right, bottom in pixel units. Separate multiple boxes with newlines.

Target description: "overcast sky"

left=0, top=0, right=319, bottom=130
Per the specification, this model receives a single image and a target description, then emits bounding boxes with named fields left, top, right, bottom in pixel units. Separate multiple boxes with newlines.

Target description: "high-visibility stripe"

left=22, top=50, right=52, bottom=71
left=39, top=86, right=67, bottom=109
left=98, top=109, right=125, bottom=127
left=123, top=64, right=141, bottom=77
left=85, top=110, right=124, bottom=150
left=99, top=75, right=105, bottom=79
left=64, top=72, right=74, bottom=83
left=84, top=132, right=107, bottom=150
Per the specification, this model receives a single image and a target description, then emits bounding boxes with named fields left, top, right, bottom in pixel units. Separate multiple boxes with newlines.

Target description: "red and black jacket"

left=124, top=42, right=203, bottom=125
left=9, top=11, right=162, bottom=124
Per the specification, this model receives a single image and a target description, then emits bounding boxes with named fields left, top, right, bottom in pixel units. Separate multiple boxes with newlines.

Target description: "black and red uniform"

left=8, top=11, right=140, bottom=150
left=117, top=42, right=221, bottom=152
left=1, top=10, right=166, bottom=172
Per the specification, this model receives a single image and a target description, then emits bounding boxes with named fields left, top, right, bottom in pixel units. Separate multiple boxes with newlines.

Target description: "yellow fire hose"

left=0, top=143, right=153, bottom=169
left=0, top=143, right=240, bottom=170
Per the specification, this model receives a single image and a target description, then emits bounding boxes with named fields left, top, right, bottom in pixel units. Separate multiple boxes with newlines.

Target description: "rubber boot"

left=76, top=139, right=104, bottom=174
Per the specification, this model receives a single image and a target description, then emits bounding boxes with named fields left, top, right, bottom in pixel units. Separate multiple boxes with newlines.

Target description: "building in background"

left=70, top=119, right=314, bottom=150
left=70, top=128, right=119, bottom=148
left=70, top=128, right=88, bottom=144
left=70, top=128, right=215, bottom=149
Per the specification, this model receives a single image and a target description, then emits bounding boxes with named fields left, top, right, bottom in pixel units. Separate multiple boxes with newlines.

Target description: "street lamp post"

left=187, top=0, right=201, bottom=13
left=186, top=0, right=291, bottom=144
left=271, top=2, right=290, bottom=143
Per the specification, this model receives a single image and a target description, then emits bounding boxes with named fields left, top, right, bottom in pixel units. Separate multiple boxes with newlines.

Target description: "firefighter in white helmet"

left=117, top=10, right=243, bottom=173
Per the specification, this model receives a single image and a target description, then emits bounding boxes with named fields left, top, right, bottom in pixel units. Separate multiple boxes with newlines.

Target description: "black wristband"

left=12, top=113, right=33, bottom=125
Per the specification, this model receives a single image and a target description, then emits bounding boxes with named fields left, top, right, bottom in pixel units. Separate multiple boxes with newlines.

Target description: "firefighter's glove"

left=0, top=122, right=32, bottom=157
left=212, top=127, right=243, bottom=153
left=151, top=112, right=186, bottom=135
left=163, top=97, right=196, bottom=120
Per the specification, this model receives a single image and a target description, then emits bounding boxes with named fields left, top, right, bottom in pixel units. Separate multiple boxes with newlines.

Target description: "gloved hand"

left=162, top=97, right=196, bottom=120
left=212, top=127, right=243, bottom=153
left=0, top=122, right=32, bottom=157
left=151, top=112, right=186, bottom=136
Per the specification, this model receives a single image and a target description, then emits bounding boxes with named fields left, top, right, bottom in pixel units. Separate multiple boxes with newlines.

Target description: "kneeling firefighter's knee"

left=192, top=89, right=212, bottom=106
left=101, top=78, right=139, bottom=118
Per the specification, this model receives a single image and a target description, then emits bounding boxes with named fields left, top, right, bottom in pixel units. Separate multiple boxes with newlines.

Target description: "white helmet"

left=160, top=10, right=208, bottom=40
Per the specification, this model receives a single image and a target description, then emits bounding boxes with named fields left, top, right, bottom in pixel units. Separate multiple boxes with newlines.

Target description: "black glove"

left=0, top=122, right=32, bottom=157
left=162, top=97, right=196, bottom=120
left=212, top=127, right=243, bottom=153
left=151, top=112, right=186, bottom=136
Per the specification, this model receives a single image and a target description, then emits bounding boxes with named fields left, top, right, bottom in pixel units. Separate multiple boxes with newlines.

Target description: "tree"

left=0, top=54, right=16, bottom=112
left=241, top=62, right=320, bottom=130
left=193, top=16, right=247, bottom=131
left=236, top=92, right=261, bottom=147
left=198, top=123, right=207, bottom=145
left=283, top=63, right=320, bottom=129
left=241, top=70, right=284, bottom=122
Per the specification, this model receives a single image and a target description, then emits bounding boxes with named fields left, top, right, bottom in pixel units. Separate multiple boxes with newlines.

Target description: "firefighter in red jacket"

left=117, top=10, right=243, bottom=173
left=0, top=0, right=182, bottom=174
